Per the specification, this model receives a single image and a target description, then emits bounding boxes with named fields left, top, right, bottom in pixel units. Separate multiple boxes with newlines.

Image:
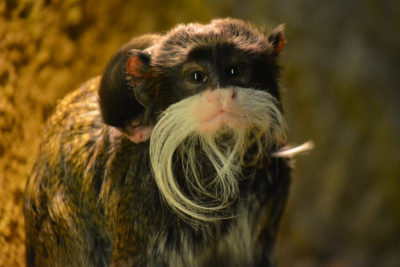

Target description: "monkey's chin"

left=150, top=87, right=287, bottom=223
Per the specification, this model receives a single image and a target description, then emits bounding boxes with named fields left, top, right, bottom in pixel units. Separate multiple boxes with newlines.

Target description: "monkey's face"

left=125, top=19, right=287, bottom=221
left=167, top=43, right=282, bottom=133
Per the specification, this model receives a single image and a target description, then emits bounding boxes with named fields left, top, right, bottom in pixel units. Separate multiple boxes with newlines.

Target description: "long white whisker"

left=149, top=87, right=287, bottom=223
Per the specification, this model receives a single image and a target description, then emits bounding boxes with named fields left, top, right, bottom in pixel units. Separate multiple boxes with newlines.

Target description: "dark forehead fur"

left=151, top=18, right=271, bottom=67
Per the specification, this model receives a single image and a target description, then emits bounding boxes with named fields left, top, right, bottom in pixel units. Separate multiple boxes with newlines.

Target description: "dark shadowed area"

left=0, top=0, right=398, bottom=266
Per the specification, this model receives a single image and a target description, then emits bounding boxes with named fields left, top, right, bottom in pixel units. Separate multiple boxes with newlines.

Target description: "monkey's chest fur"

left=24, top=78, right=291, bottom=266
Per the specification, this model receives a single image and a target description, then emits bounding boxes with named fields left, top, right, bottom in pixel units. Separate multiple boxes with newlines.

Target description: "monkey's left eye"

left=228, top=65, right=243, bottom=78
left=189, top=71, right=207, bottom=84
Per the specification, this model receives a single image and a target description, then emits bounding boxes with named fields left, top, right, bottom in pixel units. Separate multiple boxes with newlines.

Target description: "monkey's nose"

left=205, top=89, right=236, bottom=106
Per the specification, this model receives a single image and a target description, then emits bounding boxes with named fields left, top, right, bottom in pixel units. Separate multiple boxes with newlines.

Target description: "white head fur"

left=149, top=87, right=286, bottom=222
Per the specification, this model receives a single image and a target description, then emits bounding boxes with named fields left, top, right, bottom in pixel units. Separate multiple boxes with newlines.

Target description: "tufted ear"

left=98, top=48, right=154, bottom=143
left=126, top=51, right=151, bottom=84
left=268, top=24, right=285, bottom=56
left=126, top=51, right=153, bottom=108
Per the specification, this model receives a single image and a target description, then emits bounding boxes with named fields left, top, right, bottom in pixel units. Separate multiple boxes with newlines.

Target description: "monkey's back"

left=24, top=78, right=107, bottom=265
left=24, top=78, right=161, bottom=266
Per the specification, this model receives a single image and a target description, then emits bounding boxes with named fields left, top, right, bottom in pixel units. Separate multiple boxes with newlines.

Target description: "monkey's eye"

left=228, top=65, right=243, bottom=78
left=189, top=71, right=207, bottom=84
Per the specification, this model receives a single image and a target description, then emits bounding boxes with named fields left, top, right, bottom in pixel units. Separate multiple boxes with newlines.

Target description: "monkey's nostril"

left=230, top=90, right=236, bottom=99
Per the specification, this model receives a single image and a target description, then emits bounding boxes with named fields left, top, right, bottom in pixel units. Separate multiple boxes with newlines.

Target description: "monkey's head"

left=99, top=18, right=287, bottom=222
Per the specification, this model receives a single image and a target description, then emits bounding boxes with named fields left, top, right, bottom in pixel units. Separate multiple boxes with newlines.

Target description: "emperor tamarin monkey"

left=24, top=18, right=306, bottom=266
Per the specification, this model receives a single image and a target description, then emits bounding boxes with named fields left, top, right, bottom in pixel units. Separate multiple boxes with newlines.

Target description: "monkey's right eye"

left=189, top=71, right=207, bottom=84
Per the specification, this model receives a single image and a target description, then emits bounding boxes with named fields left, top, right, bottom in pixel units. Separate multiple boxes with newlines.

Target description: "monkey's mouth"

left=197, top=110, right=247, bottom=133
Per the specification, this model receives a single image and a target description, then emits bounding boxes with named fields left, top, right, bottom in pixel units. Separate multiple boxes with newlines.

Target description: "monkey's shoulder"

left=33, top=77, right=106, bottom=173
left=44, top=77, right=102, bottom=138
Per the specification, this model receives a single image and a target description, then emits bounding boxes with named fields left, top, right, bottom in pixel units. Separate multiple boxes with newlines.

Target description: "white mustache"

left=149, top=87, right=286, bottom=223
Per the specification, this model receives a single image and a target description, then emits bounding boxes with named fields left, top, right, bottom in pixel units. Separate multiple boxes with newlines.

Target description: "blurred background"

left=0, top=0, right=399, bottom=266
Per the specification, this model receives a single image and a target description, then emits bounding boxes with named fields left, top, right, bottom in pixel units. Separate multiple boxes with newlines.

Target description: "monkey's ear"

left=124, top=51, right=155, bottom=143
left=99, top=48, right=154, bottom=143
left=126, top=51, right=152, bottom=107
left=268, top=24, right=285, bottom=56
left=126, top=51, right=151, bottom=78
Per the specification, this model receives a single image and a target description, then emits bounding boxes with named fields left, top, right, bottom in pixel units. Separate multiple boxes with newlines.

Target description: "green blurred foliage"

left=0, top=0, right=398, bottom=266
